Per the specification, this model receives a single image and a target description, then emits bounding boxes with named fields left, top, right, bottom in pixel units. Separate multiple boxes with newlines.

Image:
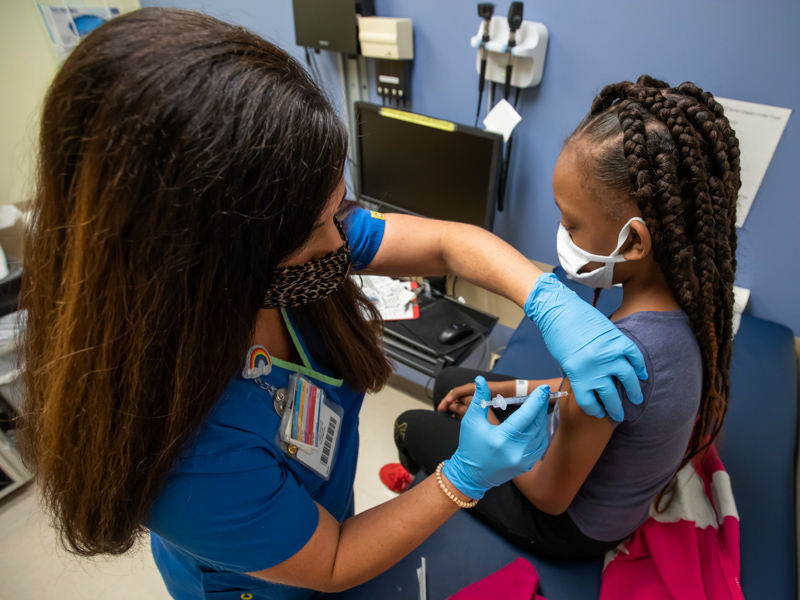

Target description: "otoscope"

left=475, top=3, right=495, bottom=126
left=504, top=2, right=524, bottom=101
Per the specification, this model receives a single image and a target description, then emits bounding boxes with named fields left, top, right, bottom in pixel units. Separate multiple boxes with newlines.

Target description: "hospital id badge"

left=280, top=373, right=325, bottom=451
left=279, top=373, right=343, bottom=479
left=293, top=398, right=343, bottom=480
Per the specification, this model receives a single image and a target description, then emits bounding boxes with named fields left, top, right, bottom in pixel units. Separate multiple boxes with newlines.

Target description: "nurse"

left=19, top=8, right=647, bottom=600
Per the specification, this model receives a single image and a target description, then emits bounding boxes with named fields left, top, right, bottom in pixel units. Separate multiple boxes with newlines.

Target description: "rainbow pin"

left=242, top=345, right=273, bottom=380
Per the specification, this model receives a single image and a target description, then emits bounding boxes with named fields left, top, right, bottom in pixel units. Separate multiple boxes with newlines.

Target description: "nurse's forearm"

left=250, top=472, right=469, bottom=593
left=327, top=472, right=465, bottom=591
left=440, top=223, right=544, bottom=307
left=366, top=215, right=544, bottom=306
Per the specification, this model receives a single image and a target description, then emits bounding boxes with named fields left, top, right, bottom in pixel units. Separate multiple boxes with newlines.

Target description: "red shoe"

left=380, top=463, right=413, bottom=493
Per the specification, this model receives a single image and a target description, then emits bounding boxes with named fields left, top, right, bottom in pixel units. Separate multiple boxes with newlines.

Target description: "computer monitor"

left=354, top=102, right=503, bottom=230
left=292, top=0, right=374, bottom=54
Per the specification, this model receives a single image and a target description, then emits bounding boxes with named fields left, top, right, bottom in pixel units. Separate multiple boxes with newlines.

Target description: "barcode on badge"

left=320, top=415, right=338, bottom=467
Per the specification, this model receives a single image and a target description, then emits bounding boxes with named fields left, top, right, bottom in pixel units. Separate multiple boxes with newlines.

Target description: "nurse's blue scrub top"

left=148, top=208, right=387, bottom=600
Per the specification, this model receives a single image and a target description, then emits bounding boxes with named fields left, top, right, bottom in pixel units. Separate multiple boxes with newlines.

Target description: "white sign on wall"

left=715, top=97, right=792, bottom=228
left=37, top=4, right=121, bottom=62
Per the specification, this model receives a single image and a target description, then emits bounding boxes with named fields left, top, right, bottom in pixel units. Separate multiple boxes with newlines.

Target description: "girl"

left=397, top=75, right=740, bottom=559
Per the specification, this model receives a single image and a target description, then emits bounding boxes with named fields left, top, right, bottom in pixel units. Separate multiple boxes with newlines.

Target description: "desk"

left=382, top=292, right=498, bottom=378
left=0, top=263, right=21, bottom=319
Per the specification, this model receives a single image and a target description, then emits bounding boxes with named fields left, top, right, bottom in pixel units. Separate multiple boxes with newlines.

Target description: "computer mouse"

left=439, top=322, right=474, bottom=345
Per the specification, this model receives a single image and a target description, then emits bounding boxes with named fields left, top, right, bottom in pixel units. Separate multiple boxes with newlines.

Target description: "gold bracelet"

left=435, top=462, right=478, bottom=509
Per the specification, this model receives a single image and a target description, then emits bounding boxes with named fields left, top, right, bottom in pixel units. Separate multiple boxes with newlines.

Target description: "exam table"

left=332, top=267, right=798, bottom=599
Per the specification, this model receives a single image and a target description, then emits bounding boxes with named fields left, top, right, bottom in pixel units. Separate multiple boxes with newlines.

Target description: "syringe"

left=481, top=391, right=568, bottom=410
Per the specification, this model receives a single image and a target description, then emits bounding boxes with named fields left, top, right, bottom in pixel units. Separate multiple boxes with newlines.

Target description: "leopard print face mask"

left=262, top=217, right=351, bottom=309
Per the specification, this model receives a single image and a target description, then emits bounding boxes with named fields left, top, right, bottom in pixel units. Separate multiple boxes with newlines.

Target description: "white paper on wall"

left=732, top=285, right=750, bottom=337
left=483, top=99, right=522, bottom=142
left=715, top=97, right=792, bottom=228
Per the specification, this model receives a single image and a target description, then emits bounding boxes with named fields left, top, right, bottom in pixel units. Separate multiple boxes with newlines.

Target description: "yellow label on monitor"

left=379, top=108, right=456, bottom=132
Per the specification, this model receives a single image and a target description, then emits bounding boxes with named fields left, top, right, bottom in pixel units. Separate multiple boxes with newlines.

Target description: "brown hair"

left=19, top=7, right=389, bottom=557
left=568, top=75, right=740, bottom=508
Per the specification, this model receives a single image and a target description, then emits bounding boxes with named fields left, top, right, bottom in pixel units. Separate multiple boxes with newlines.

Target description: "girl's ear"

left=622, top=219, right=651, bottom=261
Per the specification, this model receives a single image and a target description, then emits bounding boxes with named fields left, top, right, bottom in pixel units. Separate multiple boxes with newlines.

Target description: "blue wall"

left=142, top=0, right=800, bottom=334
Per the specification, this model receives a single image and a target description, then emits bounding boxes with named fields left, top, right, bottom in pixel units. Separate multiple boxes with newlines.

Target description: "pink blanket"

left=601, top=444, right=743, bottom=599
left=449, top=557, right=547, bottom=600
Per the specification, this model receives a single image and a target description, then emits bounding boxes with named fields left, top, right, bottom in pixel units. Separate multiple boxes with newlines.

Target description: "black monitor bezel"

left=354, top=102, right=503, bottom=230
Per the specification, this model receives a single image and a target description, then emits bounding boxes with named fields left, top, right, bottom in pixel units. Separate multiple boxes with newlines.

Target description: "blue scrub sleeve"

left=343, top=207, right=386, bottom=271
left=149, top=451, right=320, bottom=573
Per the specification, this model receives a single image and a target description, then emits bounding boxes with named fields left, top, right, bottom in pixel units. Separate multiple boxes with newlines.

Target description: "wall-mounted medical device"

left=469, top=13, right=548, bottom=88
left=359, top=17, right=413, bottom=59
left=358, top=17, right=414, bottom=104
left=292, top=0, right=375, bottom=55
left=469, top=3, right=548, bottom=212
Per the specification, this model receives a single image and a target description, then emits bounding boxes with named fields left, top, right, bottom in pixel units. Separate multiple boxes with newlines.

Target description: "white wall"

left=0, top=0, right=58, bottom=206
left=0, top=0, right=140, bottom=207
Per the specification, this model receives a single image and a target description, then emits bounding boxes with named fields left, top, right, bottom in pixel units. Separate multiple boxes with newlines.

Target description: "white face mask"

left=557, top=217, right=646, bottom=289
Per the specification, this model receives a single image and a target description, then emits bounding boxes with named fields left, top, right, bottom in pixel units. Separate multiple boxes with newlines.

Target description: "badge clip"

left=243, top=345, right=272, bottom=380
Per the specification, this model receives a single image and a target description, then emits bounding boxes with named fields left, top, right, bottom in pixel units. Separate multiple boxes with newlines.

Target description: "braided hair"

left=568, top=75, right=741, bottom=509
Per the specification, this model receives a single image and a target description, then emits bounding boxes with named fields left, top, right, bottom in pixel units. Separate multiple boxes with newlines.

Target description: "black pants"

left=394, top=367, right=623, bottom=561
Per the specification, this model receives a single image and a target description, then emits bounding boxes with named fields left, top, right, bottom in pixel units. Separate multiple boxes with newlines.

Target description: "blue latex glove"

left=442, top=377, right=549, bottom=501
left=524, top=273, right=648, bottom=422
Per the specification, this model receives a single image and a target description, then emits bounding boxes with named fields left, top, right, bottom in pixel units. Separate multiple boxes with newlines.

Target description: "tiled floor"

left=0, top=384, right=430, bottom=599
left=353, top=383, right=432, bottom=513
